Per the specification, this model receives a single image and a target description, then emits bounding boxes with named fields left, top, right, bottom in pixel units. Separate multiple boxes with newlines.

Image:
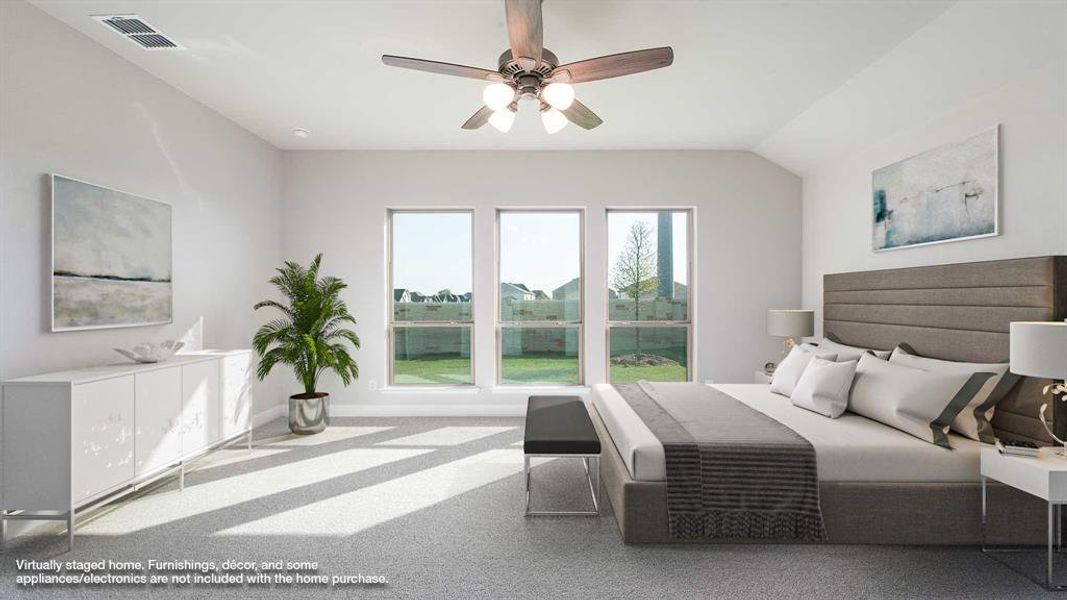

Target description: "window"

left=497, top=210, right=583, bottom=385
left=606, top=210, right=692, bottom=382
left=388, top=210, right=474, bottom=385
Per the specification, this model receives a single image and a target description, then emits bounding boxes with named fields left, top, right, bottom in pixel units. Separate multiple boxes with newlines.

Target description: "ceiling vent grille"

left=93, top=15, right=182, bottom=50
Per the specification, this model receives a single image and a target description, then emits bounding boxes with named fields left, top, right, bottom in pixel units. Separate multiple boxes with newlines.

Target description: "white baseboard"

left=252, top=403, right=286, bottom=426
left=329, top=404, right=527, bottom=417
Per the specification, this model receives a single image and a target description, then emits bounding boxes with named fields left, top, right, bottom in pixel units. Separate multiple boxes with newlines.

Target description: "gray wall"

left=0, top=2, right=285, bottom=412
left=754, top=2, right=1067, bottom=334
left=282, top=150, right=802, bottom=415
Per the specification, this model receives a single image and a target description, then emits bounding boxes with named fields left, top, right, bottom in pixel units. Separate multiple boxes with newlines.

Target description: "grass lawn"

left=609, top=363, right=688, bottom=383
left=394, top=355, right=685, bottom=384
left=500, top=356, right=579, bottom=385
left=393, top=357, right=472, bottom=385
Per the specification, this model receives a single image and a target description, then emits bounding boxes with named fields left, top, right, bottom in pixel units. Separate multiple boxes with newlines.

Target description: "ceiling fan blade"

left=505, top=0, right=543, bottom=66
left=461, top=105, right=494, bottom=130
left=562, top=99, right=603, bottom=130
left=550, top=47, right=674, bottom=84
left=382, top=55, right=503, bottom=81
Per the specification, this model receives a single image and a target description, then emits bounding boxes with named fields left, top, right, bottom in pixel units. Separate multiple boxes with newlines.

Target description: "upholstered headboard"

left=824, top=256, right=1067, bottom=445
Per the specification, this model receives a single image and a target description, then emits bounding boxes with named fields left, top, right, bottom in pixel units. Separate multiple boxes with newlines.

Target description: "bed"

left=592, top=256, right=1067, bottom=544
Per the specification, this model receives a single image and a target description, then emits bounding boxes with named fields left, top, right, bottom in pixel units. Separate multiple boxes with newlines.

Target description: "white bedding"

left=591, top=383, right=984, bottom=483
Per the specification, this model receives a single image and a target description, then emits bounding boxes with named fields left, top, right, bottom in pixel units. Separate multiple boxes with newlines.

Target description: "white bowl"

left=114, top=340, right=184, bottom=363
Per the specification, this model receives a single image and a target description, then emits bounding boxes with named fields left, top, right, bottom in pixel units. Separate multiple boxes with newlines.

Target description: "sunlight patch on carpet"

left=84, top=448, right=430, bottom=535
left=215, top=449, right=525, bottom=537
left=376, top=426, right=516, bottom=447
left=260, top=426, right=395, bottom=447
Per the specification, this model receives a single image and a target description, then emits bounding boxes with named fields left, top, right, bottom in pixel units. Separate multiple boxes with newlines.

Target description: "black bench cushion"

left=523, top=396, right=601, bottom=455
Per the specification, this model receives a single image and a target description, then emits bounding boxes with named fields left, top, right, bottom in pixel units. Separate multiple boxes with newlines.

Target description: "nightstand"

left=753, top=371, right=773, bottom=384
left=981, top=446, right=1067, bottom=590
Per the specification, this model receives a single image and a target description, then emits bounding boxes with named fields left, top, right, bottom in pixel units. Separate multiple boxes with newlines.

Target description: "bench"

left=523, top=396, right=602, bottom=516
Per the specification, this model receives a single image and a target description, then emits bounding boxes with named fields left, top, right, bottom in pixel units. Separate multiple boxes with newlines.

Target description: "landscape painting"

left=872, top=126, right=998, bottom=251
left=52, top=174, right=172, bottom=331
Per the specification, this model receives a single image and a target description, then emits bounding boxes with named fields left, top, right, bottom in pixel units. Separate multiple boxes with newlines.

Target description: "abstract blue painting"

left=52, top=175, right=172, bottom=331
left=873, top=126, right=998, bottom=251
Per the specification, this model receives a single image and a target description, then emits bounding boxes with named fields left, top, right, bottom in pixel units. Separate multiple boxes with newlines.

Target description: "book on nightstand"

left=995, top=439, right=1041, bottom=458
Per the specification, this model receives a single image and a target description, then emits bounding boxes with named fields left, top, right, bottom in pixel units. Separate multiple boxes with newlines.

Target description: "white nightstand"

left=753, top=371, right=773, bottom=384
left=981, top=446, right=1067, bottom=590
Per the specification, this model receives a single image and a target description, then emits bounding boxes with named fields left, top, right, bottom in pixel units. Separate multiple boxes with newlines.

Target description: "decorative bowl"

left=114, top=340, right=184, bottom=364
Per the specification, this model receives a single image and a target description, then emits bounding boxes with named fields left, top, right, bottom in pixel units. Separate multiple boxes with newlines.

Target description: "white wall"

left=0, top=1, right=285, bottom=407
left=757, top=1, right=1067, bottom=334
left=282, top=151, right=801, bottom=415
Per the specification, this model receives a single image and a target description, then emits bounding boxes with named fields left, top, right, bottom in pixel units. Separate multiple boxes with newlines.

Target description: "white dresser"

left=1, top=350, right=253, bottom=549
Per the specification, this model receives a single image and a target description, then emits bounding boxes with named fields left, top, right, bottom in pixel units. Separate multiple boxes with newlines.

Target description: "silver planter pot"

left=289, top=392, right=329, bottom=435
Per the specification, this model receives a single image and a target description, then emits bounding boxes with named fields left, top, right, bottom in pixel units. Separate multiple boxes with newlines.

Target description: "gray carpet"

left=0, top=417, right=1059, bottom=599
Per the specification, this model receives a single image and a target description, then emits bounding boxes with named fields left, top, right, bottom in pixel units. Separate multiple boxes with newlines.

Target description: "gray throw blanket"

left=615, top=381, right=826, bottom=542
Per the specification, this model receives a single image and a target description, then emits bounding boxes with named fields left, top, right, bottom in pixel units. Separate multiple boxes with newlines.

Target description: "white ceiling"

left=30, top=0, right=953, bottom=151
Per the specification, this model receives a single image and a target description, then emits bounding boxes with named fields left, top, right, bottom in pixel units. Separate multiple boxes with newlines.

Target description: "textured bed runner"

left=615, top=381, right=826, bottom=542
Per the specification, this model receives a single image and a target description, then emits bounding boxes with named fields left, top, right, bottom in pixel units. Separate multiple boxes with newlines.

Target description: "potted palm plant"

left=253, top=254, right=360, bottom=434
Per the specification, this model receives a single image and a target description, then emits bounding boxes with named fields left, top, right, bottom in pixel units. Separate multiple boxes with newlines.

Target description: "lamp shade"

left=1010, top=321, right=1067, bottom=378
left=767, top=310, right=815, bottom=338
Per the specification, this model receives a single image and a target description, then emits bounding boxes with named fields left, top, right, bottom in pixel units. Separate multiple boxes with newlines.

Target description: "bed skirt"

left=589, top=400, right=1048, bottom=545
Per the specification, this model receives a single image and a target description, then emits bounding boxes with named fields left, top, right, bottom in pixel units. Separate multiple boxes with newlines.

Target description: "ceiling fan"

left=381, top=0, right=674, bottom=134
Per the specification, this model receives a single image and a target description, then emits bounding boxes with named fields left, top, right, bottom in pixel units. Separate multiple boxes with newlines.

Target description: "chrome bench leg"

left=524, top=454, right=600, bottom=517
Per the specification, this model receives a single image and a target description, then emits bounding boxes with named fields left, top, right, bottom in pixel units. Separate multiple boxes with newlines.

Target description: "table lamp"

left=767, top=309, right=815, bottom=371
left=1010, top=320, right=1067, bottom=455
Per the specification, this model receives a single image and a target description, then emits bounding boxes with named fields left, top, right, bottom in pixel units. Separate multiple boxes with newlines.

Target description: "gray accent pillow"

left=889, top=344, right=1018, bottom=444
left=848, top=354, right=994, bottom=448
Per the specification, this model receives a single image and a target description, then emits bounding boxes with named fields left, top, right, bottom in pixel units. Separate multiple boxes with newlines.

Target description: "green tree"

left=252, top=254, right=360, bottom=395
left=611, top=221, right=657, bottom=354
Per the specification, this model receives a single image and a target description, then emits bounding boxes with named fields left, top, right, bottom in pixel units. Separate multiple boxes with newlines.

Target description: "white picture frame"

left=51, top=174, right=173, bottom=331
left=872, top=125, right=999, bottom=252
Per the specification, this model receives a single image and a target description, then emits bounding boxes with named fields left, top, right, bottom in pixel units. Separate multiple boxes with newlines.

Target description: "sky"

left=391, top=210, right=689, bottom=295
left=391, top=212, right=472, bottom=294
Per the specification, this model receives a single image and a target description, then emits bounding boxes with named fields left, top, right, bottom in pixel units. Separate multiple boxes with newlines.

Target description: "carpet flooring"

left=0, top=417, right=1060, bottom=599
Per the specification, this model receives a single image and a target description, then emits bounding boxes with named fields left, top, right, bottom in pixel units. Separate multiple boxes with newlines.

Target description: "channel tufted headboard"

left=824, top=256, right=1067, bottom=445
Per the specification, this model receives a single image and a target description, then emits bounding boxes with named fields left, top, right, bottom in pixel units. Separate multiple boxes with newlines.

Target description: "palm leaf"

left=252, top=254, right=360, bottom=395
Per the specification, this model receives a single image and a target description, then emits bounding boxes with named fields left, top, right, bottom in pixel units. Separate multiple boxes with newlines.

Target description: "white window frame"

left=495, top=208, right=585, bottom=386
left=387, top=208, right=476, bottom=387
left=605, top=208, right=694, bottom=383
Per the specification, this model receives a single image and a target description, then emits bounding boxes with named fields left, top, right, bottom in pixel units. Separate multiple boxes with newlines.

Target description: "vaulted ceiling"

left=31, top=1, right=956, bottom=152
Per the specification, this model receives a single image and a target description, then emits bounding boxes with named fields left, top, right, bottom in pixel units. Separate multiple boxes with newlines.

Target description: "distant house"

left=393, top=289, right=411, bottom=303
left=501, top=282, right=534, bottom=301
left=551, top=277, right=580, bottom=301
left=673, top=282, right=688, bottom=299
left=532, top=289, right=549, bottom=300
left=614, top=279, right=687, bottom=300
left=409, top=291, right=428, bottom=303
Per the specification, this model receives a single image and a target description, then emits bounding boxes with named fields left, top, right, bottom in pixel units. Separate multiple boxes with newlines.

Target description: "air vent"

left=93, top=15, right=182, bottom=50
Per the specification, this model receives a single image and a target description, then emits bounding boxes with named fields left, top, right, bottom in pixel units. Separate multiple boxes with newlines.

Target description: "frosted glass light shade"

left=541, top=108, right=568, bottom=134
left=767, top=310, right=815, bottom=338
left=1010, top=321, right=1067, bottom=378
left=483, top=83, right=515, bottom=111
left=488, top=108, right=515, bottom=133
left=542, top=82, right=575, bottom=110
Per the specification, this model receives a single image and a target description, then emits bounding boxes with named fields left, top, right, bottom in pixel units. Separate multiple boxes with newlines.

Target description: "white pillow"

left=849, top=354, right=994, bottom=448
left=769, top=345, right=838, bottom=397
left=817, top=337, right=890, bottom=362
left=889, top=345, right=1016, bottom=443
left=790, top=357, right=858, bottom=418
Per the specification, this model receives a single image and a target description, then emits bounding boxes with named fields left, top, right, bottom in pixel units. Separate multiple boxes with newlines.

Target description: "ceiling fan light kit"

left=483, top=83, right=516, bottom=112
left=542, top=82, right=575, bottom=110
left=382, top=0, right=674, bottom=135
left=488, top=108, right=516, bottom=133
left=541, top=108, right=568, bottom=134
